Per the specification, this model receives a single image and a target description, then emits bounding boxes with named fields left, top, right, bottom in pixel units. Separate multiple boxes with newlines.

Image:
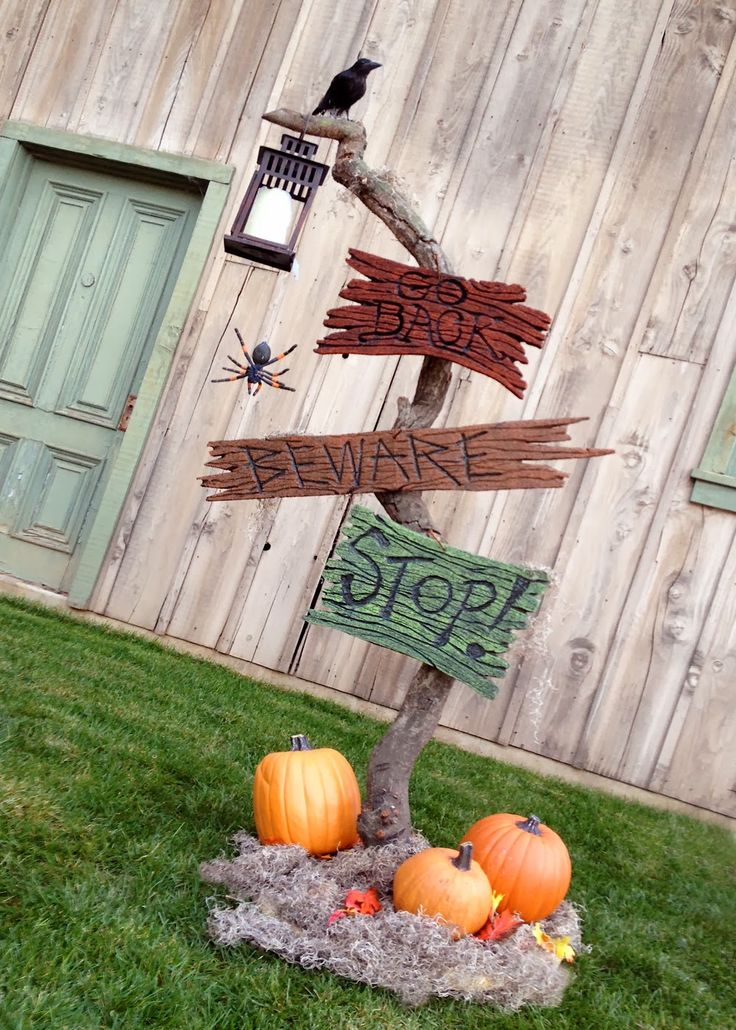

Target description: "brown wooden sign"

left=202, top=417, right=611, bottom=501
left=315, top=250, right=551, bottom=398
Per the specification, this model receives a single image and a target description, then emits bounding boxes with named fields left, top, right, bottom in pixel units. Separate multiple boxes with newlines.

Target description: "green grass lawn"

left=1, top=596, right=734, bottom=1030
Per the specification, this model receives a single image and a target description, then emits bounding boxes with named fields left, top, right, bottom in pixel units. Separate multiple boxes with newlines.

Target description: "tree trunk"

left=356, top=666, right=455, bottom=844
left=264, top=109, right=461, bottom=844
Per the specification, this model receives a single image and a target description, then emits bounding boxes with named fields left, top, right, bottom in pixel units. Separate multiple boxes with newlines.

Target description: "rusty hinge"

left=118, top=393, right=137, bottom=432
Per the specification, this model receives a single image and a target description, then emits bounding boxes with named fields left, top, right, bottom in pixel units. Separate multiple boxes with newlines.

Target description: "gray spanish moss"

left=201, top=833, right=582, bottom=1009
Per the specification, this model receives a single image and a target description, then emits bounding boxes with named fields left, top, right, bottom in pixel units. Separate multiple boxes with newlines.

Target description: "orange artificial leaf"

left=474, top=919, right=491, bottom=940
left=344, top=887, right=381, bottom=916
left=475, top=902, right=524, bottom=941
left=474, top=920, right=493, bottom=941
left=477, top=909, right=525, bottom=941
left=328, top=887, right=382, bottom=926
left=532, top=922, right=576, bottom=963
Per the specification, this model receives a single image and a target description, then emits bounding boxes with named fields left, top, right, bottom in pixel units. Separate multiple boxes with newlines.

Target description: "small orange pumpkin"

left=462, top=813, right=571, bottom=922
left=392, top=842, right=493, bottom=935
left=253, top=734, right=361, bottom=856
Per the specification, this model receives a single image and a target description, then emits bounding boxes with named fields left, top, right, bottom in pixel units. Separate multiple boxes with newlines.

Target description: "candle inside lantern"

left=243, top=186, right=296, bottom=244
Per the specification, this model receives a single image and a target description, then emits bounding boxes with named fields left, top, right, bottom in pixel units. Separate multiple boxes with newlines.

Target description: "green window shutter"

left=691, top=362, right=736, bottom=512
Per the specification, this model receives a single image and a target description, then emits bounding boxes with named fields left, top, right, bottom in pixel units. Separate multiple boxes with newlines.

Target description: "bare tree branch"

left=263, top=108, right=461, bottom=843
left=263, top=110, right=450, bottom=273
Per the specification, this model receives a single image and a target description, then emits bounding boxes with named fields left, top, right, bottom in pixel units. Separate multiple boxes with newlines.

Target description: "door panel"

left=0, top=433, right=18, bottom=528
left=12, top=440, right=102, bottom=551
left=56, top=197, right=190, bottom=425
left=0, top=179, right=103, bottom=405
left=0, top=155, right=199, bottom=591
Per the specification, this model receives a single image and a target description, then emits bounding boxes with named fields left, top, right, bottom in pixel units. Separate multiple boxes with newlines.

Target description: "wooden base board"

left=1, top=572, right=733, bottom=833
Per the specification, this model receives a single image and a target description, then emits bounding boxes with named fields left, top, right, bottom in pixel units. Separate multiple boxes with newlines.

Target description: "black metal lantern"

left=224, top=133, right=329, bottom=271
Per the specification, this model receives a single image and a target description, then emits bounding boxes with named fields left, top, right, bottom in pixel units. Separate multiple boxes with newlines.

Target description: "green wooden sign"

left=305, top=506, right=550, bottom=697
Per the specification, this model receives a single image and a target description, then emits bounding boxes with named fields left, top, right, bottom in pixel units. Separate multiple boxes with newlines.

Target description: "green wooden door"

left=0, top=154, right=200, bottom=591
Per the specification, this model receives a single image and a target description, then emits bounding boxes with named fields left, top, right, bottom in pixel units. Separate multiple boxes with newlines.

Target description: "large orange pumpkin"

left=392, top=842, right=493, bottom=935
left=462, top=813, right=571, bottom=922
left=253, top=734, right=361, bottom=855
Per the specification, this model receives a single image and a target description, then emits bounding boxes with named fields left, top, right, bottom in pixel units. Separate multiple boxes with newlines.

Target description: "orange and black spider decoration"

left=211, top=328, right=297, bottom=395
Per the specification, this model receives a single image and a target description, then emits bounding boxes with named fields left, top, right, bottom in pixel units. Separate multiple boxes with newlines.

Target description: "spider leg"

left=264, top=373, right=296, bottom=392
left=253, top=381, right=263, bottom=396
left=225, top=355, right=249, bottom=370
left=263, top=345, right=297, bottom=367
left=211, top=366, right=248, bottom=383
left=212, top=328, right=257, bottom=385
left=234, top=328, right=255, bottom=368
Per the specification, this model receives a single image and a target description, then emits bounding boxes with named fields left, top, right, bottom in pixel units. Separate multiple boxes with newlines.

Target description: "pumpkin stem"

left=452, top=841, right=474, bottom=871
left=290, top=734, right=312, bottom=751
left=516, top=815, right=543, bottom=836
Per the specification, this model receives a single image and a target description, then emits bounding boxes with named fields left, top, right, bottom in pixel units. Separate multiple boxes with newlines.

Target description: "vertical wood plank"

left=379, top=0, right=523, bottom=233
left=131, top=0, right=213, bottom=150
left=437, top=0, right=598, bottom=280
left=8, top=0, right=116, bottom=129
left=574, top=281, right=736, bottom=783
left=503, top=353, right=701, bottom=761
left=640, top=41, right=736, bottom=363
left=0, top=0, right=51, bottom=120
left=648, top=531, right=736, bottom=816
left=180, top=0, right=302, bottom=162
left=70, top=0, right=179, bottom=142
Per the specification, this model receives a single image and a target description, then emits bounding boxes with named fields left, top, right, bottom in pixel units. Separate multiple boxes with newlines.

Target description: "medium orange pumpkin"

left=253, top=734, right=361, bottom=855
left=462, top=813, right=571, bottom=922
left=392, top=842, right=493, bottom=935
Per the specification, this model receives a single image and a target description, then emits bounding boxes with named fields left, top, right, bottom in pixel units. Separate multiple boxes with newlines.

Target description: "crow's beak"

left=368, top=61, right=382, bottom=69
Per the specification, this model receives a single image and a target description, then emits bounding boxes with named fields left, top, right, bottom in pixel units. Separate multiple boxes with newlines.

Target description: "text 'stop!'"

left=305, top=505, right=550, bottom=698
left=315, top=250, right=551, bottom=398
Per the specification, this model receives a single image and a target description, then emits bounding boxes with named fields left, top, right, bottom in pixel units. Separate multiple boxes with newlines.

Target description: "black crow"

left=312, top=57, right=382, bottom=118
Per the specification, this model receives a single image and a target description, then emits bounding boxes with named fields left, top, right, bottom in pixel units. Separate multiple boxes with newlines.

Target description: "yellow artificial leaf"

left=532, top=922, right=576, bottom=963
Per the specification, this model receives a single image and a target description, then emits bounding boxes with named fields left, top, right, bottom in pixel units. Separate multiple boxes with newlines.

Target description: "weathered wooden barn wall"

left=2, top=0, right=735, bottom=818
